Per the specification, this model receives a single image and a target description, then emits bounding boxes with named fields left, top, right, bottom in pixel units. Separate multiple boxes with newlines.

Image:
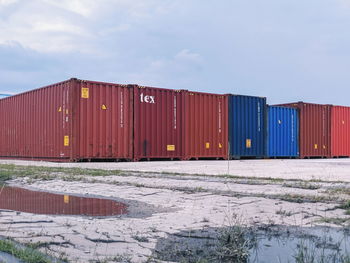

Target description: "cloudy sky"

left=0, top=0, right=350, bottom=104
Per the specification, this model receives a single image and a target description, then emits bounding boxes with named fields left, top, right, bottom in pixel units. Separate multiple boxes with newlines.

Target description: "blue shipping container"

left=228, top=95, right=266, bottom=158
left=267, top=106, right=299, bottom=157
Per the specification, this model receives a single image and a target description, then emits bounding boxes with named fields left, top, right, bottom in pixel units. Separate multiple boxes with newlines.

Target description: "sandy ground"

left=0, top=159, right=349, bottom=262
left=1, top=158, right=350, bottom=182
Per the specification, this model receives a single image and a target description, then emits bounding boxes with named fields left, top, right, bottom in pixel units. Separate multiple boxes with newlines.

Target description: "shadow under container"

left=276, top=102, right=331, bottom=158
left=266, top=106, right=299, bottom=158
left=228, top=95, right=267, bottom=159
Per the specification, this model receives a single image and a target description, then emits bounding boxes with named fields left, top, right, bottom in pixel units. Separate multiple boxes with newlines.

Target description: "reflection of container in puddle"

left=0, top=186, right=127, bottom=216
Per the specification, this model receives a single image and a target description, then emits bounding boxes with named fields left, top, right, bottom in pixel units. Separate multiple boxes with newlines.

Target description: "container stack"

left=1, top=78, right=350, bottom=161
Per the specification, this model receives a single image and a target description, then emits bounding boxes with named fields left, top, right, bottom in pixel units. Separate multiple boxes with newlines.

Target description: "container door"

left=75, top=81, right=133, bottom=160
left=133, top=86, right=182, bottom=160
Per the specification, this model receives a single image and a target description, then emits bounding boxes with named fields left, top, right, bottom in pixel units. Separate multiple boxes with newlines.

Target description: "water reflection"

left=0, top=186, right=127, bottom=216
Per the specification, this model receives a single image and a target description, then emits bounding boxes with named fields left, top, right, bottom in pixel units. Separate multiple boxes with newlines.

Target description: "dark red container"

left=277, top=102, right=331, bottom=158
left=331, top=106, right=350, bottom=157
left=0, top=78, right=133, bottom=161
left=182, top=91, right=228, bottom=160
left=132, top=85, right=183, bottom=160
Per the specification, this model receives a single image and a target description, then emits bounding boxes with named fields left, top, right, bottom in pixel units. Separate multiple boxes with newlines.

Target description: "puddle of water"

left=0, top=186, right=127, bottom=216
left=154, top=226, right=350, bottom=263
left=0, top=251, right=23, bottom=263
left=250, top=226, right=350, bottom=263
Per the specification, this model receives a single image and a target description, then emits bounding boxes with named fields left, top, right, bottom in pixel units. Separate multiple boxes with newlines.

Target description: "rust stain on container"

left=133, top=85, right=183, bottom=160
left=277, top=102, right=331, bottom=158
left=0, top=78, right=133, bottom=161
left=331, top=106, right=350, bottom=157
left=182, top=91, right=228, bottom=160
left=0, top=186, right=127, bottom=216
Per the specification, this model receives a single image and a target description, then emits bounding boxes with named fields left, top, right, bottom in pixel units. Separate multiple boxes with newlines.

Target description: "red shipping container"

left=133, top=85, right=183, bottom=160
left=277, top=102, right=331, bottom=158
left=331, top=106, right=350, bottom=157
left=182, top=91, right=228, bottom=160
left=0, top=78, right=133, bottom=161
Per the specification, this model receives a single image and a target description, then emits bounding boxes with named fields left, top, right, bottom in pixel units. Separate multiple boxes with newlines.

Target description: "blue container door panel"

left=267, top=106, right=299, bottom=157
left=229, top=95, right=266, bottom=158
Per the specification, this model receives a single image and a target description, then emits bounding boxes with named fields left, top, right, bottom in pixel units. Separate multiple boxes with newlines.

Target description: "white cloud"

left=0, top=0, right=17, bottom=6
left=32, top=20, right=87, bottom=35
left=175, top=49, right=203, bottom=63
left=0, top=1, right=92, bottom=52
left=42, top=0, right=99, bottom=17
left=0, top=0, right=177, bottom=53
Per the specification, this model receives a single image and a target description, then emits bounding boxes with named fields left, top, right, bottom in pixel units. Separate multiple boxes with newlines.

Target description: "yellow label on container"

left=219, top=143, right=222, bottom=148
left=205, top=142, right=210, bottom=149
left=66, top=109, right=69, bottom=114
left=314, top=144, right=318, bottom=149
left=101, top=104, right=107, bottom=110
left=64, top=195, right=69, bottom=204
left=58, top=107, right=62, bottom=112
left=246, top=139, right=251, bottom=148
left=64, top=136, right=69, bottom=146
left=81, top=88, right=89, bottom=98
left=167, top=145, right=175, bottom=151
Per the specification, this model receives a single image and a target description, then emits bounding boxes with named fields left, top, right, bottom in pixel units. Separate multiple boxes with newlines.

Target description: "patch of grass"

left=276, top=193, right=336, bottom=204
left=0, top=164, right=124, bottom=182
left=318, top=217, right=349, bottom=225
left=335, top=201, right=350, bottom=216
left=26, top=241, right=50, bottom=249
left=215, top=225, right=252, bottom=262
left=0, top=239, right=53, bottom=263
left=338, top=201, right=350, bottom=210
left=276, top=208, right=292, bottom=217
left=327, top=187, right=350, bottom=196
left=92, top=256, right=133, bottom=263
left=282, top=182, right=320, bottom=190
left=0, top=169, right=12, bottom=183
left=132, top=235, right=149, bottom=243
left=294, top=239, right=350, bottom=263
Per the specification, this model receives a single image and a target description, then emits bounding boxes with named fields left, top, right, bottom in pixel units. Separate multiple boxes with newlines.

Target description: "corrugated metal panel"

left=277, top=102, right=331, bottom=158
left=133, top=85, right=183, bottom=160
left=266, top=106, right=299, bottom=157
left=228, top=95, right=266, bottom=158
left=74, top=80, right=133, bottom=160
left=182, top=91, right=228, bottom=160
left=331, top=106, right=350, bottom=157
left=0, top=79, right=73, bottom=160
left=0, top=78, right=133, bottom=161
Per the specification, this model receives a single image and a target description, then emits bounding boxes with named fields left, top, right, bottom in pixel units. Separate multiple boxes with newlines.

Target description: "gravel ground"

left=0, top=159, right=349, bottom=262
